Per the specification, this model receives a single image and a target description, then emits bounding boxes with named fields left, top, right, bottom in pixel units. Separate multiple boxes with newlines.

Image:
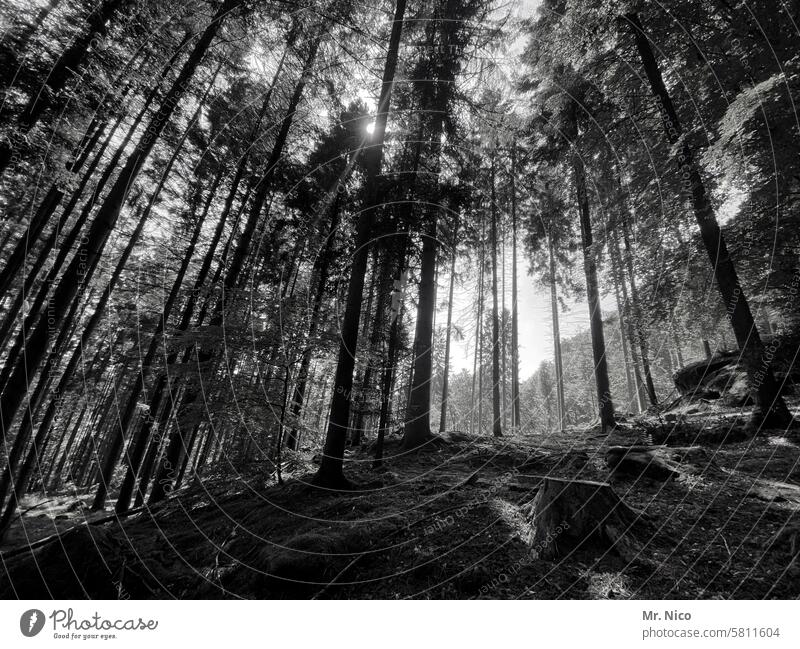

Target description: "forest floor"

left=2, top=402, right=800, bottom=599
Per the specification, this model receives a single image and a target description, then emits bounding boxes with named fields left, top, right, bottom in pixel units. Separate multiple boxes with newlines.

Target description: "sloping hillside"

left=3, top=411, right=799, bottom=599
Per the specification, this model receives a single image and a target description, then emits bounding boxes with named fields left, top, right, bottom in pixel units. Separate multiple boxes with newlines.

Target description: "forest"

left=0, top=0, right=799, bottom=600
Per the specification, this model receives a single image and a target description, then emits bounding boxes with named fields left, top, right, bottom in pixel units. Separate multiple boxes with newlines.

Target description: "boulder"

left=672, top=339, right=800, bottom=408
left=673, top=351, right=739, bottom=399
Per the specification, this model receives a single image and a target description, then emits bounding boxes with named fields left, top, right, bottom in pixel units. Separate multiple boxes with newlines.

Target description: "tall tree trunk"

left=509, top=146, right=521, bottom=430
left=501, top=217, right=508, bottom=432
left=354, top=244, right=395, bottom=445
left=489, top=155, right=502, bottom=437
left=351, top=248, right=380, bottom=446
left=611, top=230, right=647, bottom=411
left=610, top=235, right=638, bottom=412
left=572, top=130, right=615, bottom=430
left=402, top=210, right=439, bottom=449
left=374, top=232, right=410, bottom=467
left=547, top=228, right=566, bottom=431
left=45, top=399, right=84, bottom=489
left=438, top=221, right=458, bottom=433
left=314, top=0, right=408, bottom=488
left=37, top=401, right=78, bottom=489
left=542, top=371, right=552, bottom=432
left=471, top=213, right=485, bottom=435
left=625, top=12, right=791, bottom=428
left=621, top=217, right=658, bottom=406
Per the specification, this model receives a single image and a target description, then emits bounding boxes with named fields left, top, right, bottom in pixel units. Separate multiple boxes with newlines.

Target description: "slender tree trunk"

left=572, top=133, right=615, bottom=430
left=314, top=0, right=408, bottom=488
left=36, top=402, right=78, bottom=490
left=131, top=408, right=169, bottom=508
left=354, top=244, right=395, bottom=445
left=193, top=420, right=217, bottom=477
left=439, top=221, right=458, bottom=433
left=610, top=237, right=638, bottom=412
left=374, top=232, right=409, bottom=467
left=501, top=220, right=508, bottom=432
left=43, top=400, right=81, bottom=489
left=621, top=218, right=658, bottom=406
left=489, top=155, right=502, bottom=437
left=547, top=229, right=566, bottom=431
left=542, top=372, right=552, bottom=432
left=471, top=213, right=485, bottom=435
left=509, top=146, right=521, bottom=430
left=611, top=230, right=647, bottom=411
left=174, top=421, right=203, bottom=489
left=625, top=12, right=792, bottom=428
left=50, top=401, right=88, bottom=489
left=351, top=249, right=380, bottom=446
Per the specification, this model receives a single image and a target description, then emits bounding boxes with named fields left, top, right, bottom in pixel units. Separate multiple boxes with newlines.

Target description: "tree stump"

left=526, top=478, right=652, bottom=562
left=606, top=446, right=680, bottom=482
